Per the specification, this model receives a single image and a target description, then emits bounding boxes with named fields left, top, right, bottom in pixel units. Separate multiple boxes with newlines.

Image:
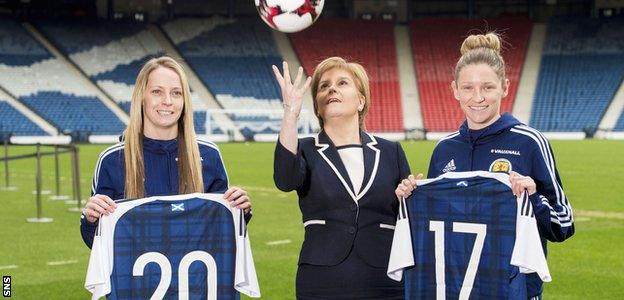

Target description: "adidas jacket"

left=80, top=136, right=229, bottom=248
left=427, top=113, right=574, bottom=297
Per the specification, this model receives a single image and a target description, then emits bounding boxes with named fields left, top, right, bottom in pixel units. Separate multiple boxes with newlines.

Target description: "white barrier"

left=88, top=135, right=121, bottom=144
left=10, top=135, right=71, bottom=145
left=542, top=132, right=586, bottom=140
left=594, top=130, right=624, bottom=140
left=370, top=132, right=406, bottom=141
left=425, top=132, right=456, bottom=140
left=196, top=134, right=231, bottom=143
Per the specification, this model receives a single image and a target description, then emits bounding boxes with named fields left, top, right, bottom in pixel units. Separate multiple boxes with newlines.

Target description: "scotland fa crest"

left=489, top=158, right=512, bottom=173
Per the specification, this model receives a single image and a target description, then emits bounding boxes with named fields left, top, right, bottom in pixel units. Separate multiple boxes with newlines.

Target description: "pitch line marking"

left=0, top=265, right=18, bottom=270
left=47, top=259, right=78, bottom=266
left=575, top=210, right=624, bottom=220
left=266, top=239, right=292, bottom=246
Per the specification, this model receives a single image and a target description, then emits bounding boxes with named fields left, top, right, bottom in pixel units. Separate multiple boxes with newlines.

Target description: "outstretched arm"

left=273, top=61, right=311, bottom=154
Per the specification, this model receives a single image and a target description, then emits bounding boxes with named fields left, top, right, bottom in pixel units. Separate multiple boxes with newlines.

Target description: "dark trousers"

left=296, top=249, right=404, bottom=300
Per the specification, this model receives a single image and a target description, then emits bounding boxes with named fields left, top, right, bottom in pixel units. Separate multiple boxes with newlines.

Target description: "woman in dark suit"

left=272, top=57, right=411, bottom=299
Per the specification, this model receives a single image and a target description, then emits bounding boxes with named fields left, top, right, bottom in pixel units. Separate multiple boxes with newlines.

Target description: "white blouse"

left=336, top=144, right=364, bottom=198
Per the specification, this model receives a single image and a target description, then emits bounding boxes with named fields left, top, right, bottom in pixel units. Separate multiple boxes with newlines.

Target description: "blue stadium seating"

left=34, top=19, right=146, bottom=54
left=0, top=18, right=133, bottom=137
left=531, top=16, right=624, bottom=132
left=0, top=18, right=51, bottom=66
left=174, top=18, right=282, bottom=100
left=21, top=92, right=125, bottom=135
left=168, top=18, right=284, bottom=138
left=92, top=58, right=147, bottom=85
left=34, top=19, right=164, bottom=127
left=0, top=102, right=47, bottom=136
left=118, top=101, right=132, bottom=114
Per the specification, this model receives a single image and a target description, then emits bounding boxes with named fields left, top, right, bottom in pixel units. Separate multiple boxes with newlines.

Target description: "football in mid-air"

left=255, top=0, right=325, bottom=33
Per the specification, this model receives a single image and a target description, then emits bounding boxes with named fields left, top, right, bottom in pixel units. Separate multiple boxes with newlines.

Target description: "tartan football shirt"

left=85, top=193, right=260, bottom=299
left=388, top=171, right=550, bottom=299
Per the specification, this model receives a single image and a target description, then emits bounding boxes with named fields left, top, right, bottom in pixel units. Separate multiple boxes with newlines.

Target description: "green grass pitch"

left=0, top=140, right=622, bottom=299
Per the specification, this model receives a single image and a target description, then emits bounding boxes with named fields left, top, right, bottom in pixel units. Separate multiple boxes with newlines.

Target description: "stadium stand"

left=21, top=92, right=123, bottom=135
left=290, top=19, right=404, bottom=132
left=530, top=16, right=624, bottom=132
left=0, top=18, right=51, bottom=66
left=162, top=17, right=286, bottom=139
left=0, top=96, right=47, bottom=136
left=0, top=17, right=125, bottom=137
left=410, top=17, right=532, bottom=132
left=35, top=18, right=221, bottom=134
left=34, top=19, right=157, bottom=113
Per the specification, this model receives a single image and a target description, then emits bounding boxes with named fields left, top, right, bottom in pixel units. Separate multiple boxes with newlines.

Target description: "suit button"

left=348, top=227, right=356, bottom=234
left=350, top=204, right=357, bottom=211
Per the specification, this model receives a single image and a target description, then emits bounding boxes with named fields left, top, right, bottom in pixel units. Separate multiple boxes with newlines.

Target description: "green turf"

left=0, top=140, right=622, bottom=299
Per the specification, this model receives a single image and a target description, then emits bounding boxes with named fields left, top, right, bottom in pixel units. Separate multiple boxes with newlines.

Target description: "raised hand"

left=274, top=61, right=312, bottom=154
left=272, top=61, right=312, bottom=119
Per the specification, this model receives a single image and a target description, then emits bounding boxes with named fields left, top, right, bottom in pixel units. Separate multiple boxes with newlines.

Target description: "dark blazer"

left=274, top=131, right=411, bottom=268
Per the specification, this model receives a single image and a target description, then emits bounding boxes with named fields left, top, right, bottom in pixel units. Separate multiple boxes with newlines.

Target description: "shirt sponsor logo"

left=489, top=158, right=512, bottom=173
left=490, top=149, right=521, bottom=156
left=442, top=159, right=456, bottom=173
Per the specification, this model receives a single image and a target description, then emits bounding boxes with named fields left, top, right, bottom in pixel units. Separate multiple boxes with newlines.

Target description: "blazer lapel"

left=356, top=132, right=380, bottom=199
left=315, top=131, right=357, bottom=201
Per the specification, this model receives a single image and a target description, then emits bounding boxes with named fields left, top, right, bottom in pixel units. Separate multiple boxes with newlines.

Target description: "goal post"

left=204, top=108, right=318, bottom=141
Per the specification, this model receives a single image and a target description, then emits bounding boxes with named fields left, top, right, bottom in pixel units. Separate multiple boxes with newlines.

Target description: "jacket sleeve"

left=204, top=147, right=229, bottom=194
left=527, top=141, right=574, bottom=242
left=396, top=142, right=412, bottom=179
left=201, top=143, right=252, bottom=222
left=273, top=139, right=307, bottom=192
left=81, top=154, right=117, bottom=249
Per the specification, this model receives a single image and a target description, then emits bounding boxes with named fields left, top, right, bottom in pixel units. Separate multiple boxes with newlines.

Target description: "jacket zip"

left=469, top=143, right=475, bottom=171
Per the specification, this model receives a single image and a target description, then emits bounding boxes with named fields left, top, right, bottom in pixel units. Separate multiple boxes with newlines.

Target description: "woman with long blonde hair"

left=80, top=56, right=251, bottom=248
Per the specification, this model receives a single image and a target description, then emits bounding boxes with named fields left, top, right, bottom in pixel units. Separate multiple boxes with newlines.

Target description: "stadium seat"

left=0, top=100, right=47, bottom=136
left=0, top=17, right=126, bottom=136
left=162, top=18, right=285, bottom=138
left=530, top=16, right=624, bottom=132
left=290, top=19, right=404, bottom=132
left=34, top=19, right=160, bottom=112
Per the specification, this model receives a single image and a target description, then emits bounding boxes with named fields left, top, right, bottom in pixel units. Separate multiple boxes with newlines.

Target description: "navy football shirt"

left=85, top=193, right=260, bottom=299
left=388, top=171, right=550, bottom=299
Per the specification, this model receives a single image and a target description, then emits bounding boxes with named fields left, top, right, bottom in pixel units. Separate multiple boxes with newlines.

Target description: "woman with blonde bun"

left=397, top=33, right=574, bottom=299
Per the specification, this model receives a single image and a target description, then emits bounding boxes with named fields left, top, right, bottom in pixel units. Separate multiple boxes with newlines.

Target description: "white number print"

left=132, top=252, right=171, bottom=300
left=429, top=221, right=487, bottom=300
left=132, top=251, right=218, bottom=300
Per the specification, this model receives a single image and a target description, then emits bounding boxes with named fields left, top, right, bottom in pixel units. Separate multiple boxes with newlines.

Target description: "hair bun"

left=460, top=32, right=502, bottom=55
